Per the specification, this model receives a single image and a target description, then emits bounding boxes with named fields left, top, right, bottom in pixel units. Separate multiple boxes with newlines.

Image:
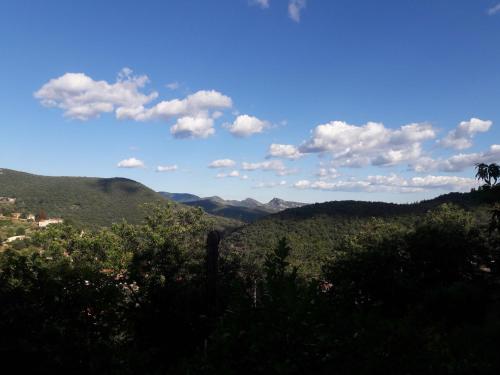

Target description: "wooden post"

left=206, top=230, right=220, bottom=319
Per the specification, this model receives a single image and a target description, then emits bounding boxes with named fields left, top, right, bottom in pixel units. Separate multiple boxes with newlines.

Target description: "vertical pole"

left=206, top=230, right=220, bottom=320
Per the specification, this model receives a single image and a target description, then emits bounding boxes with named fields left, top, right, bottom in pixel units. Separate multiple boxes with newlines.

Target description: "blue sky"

left=1, top=0, right=500, bottom=203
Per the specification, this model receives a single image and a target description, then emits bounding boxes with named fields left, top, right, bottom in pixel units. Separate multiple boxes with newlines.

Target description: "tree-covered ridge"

left=0, top=168, right=171, bottom=227
left=223, top=188, right=498, bottom=277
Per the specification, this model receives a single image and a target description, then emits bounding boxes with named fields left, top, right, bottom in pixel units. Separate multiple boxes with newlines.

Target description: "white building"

left=38, top=218, right=64, bottom=228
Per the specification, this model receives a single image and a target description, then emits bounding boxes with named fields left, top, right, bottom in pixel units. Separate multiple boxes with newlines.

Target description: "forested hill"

left=0, top=168, right=169, bottom=227
left=270, top=191, right=486, bottom=221
left=223, top=189, right=497, bottom=276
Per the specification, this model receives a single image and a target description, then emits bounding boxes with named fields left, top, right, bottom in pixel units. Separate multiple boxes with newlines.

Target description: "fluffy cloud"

left=251, top=0, right=270, bottom=8
left=412, top=144, right=500, bottom=173
left=242, top=160, right=285, bottom=171
left=488, top=4, right=500, bottom=15
left=156, top=165, right=178, bottom=172
left=208, top=159, right=237, bottom=168
left=117, top=90, right=232, bottom=122
left=36, top=69, right=233, bottom=139
left=117, top=157, right=145, bottom=168
left=34, top=68, right=158, bottom=120
left=242, top=160, right=298, bottom=177
left=439, top=118, right=492, bottom=150
left=268, top=144, right=303, bottom=159
left=165, top=81, right=180, bottom=90
left=170, top=116, right=215, bottom=139
left=254, top=180, right=287, bottom=188
left=300, top=121, right=436, bottom=167
left=288, top=0, right=307, bottom=22
left=317, top=167, right=339, bottom=179
left=226, top=114, right=268, bottom=137
left=293, top=174, right=478, bottom=193
left=216, top=170, right=248, bottom=179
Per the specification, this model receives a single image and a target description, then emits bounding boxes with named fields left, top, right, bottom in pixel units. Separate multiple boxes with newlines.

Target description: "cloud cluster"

left=156, top=165, right=178, bottom=172
left=242, top=160, right=297, bottom=176
left=226, top=114, right=268, bottom=137
left=216, top=170, right=248, bottom=179
left=300, top=121, right=436, bottom=167
left=268, top=144, right=303, bottom=159
left=209, top=159, right=237, bottom=168
left=439, top=118, right=492, bottom=150
left=116, top=89, right=232, bottom=122
left=35, top=69, right=234, bottom=139
left=34, top=68, right=158, bottom=120
left=412, top=144, right=500, bottom=173
left=117, top=157, right=145, bottom=169
left=294, top=174, right=478, bottom=193
left=317, top=166, right=339, bottom=179
left=254, top=180, right=287, bottom=188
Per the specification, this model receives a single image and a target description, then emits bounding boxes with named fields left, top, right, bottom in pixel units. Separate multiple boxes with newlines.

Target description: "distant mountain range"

left=158, top=192, right=306, bottom=222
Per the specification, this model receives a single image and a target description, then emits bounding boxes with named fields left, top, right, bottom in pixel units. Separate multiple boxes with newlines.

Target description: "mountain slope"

left=160, top=192, right=306, bottom=222
left=0, top=168, right=171, bottom=227
left=222, top=190, right=497, bottom=276
left=182, top=198, right=272, bottom=222
left=158, top=192, right=201, bottom=203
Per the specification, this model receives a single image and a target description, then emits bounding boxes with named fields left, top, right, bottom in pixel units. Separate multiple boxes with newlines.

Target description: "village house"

left=11, top=212, right=21, bottom=219
left=4, top=235, right=28, bottom=244
left=0, top=197, right=16, bottom=204
left=38, top=218, right=64, bottom=228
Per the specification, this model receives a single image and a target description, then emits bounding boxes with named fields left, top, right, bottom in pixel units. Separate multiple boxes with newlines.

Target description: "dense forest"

left=1, top=164, right=500, bottom=374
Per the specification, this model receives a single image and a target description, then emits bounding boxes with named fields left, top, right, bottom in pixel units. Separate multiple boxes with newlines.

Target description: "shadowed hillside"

left=223, top=190, right=498, bottom=276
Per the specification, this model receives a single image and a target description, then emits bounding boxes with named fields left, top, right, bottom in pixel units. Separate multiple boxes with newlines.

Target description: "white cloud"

left=208, top=159, right=237, bottom=168
left=216, top=170, right=247, bottom=179
left=250, top=0, right=270, bottom=9
left=170, top=116, right=215, bottom=139
left=439, top=118, right=492, bottom=150
left=293, top=174, right=478, bottom=193
left=117, top=157, right=145, bottom=169
left=288, top=0, right=306, bottom=22
left=117, top=89, right=232, bottom=122
left=412, top=144, right=500, bottom=173
left=254, top=180, right=287, bottom=188
left=488, top=4, right=500, bottom=15
left=317, top=167, right=339, bottom=179
left=35, top=70, right=233, bottom=139
left=156, top=165, right=178, bottom=172
left=242, top=160, right=285, bottom=172
left=300, top=120, right=436, bottom=168
left=268, top=143, right=303, bottom=159
left=34, top=68, right=158, bottom=120
left=165, top=81, right=180, bottom=90
left=242, top=160, right=298, bottom=176
left=226, top=114, right=268, bottom=137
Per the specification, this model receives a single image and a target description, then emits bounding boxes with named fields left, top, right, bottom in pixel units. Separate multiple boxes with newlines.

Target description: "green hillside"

left=182, top=198, right=272, bottom=222
left=223, top=190, right=498, bottom=276
left=0, top=168, right=171, bottom=227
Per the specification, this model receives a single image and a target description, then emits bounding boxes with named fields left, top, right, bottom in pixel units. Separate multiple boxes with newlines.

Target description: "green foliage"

left=0, top=168, right=171, bottom=227
left=2, top=186, right=500, bottom=373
